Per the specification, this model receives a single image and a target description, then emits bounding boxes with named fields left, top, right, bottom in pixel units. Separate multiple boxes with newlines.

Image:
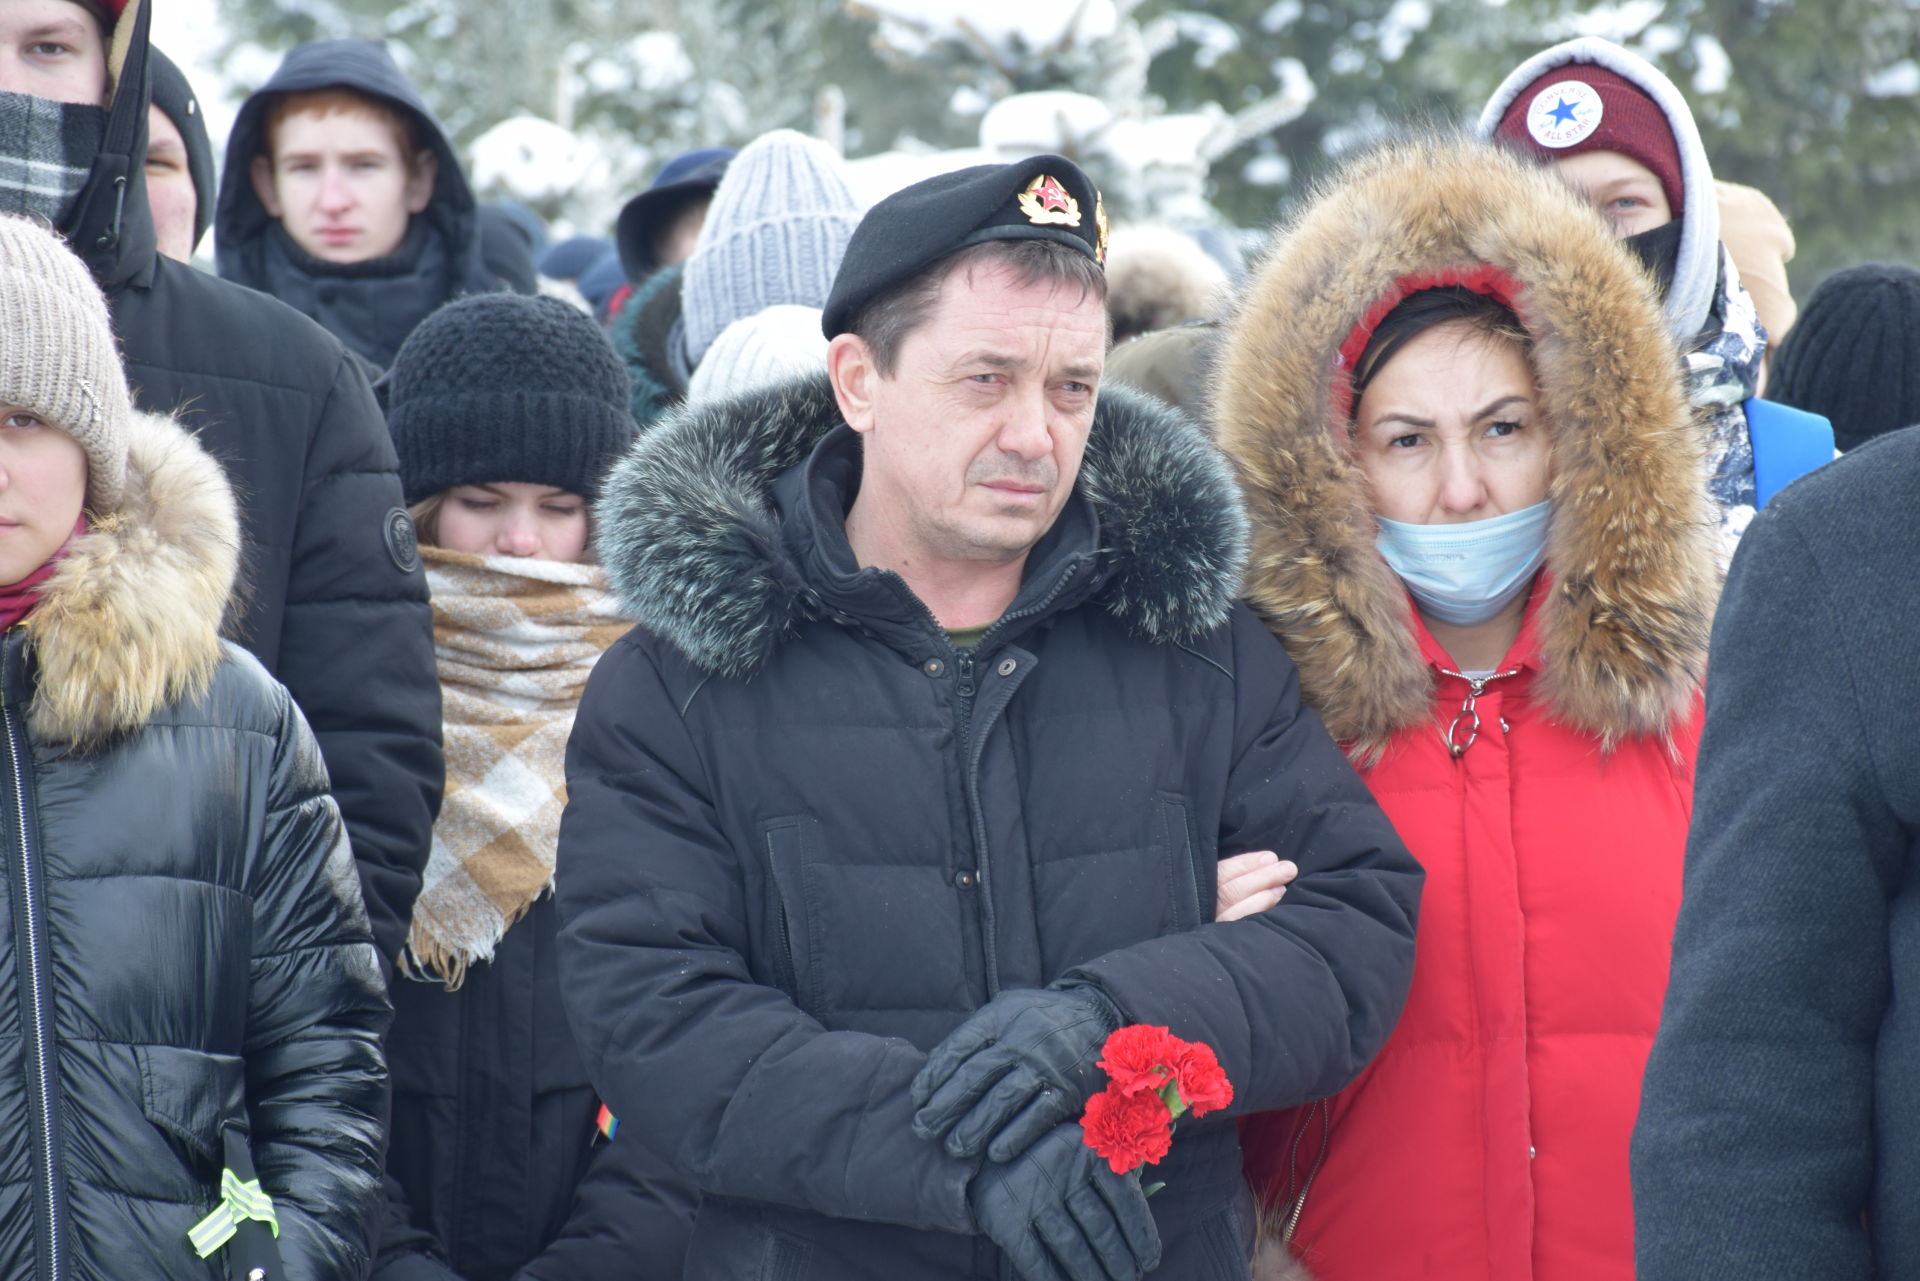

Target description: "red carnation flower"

left=1168, top=1038, right=1233, bottom=1118
left=1095, top=1024, right=1181, bottom=1096
left=1081, top=1085, right=1173, bottom=1175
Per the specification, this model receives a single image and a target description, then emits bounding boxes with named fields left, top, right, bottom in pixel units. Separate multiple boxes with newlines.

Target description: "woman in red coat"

left=1213, top=136, right=1723, bottom=1280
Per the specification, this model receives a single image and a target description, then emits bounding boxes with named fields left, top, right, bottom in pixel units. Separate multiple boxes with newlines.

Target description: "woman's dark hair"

left=1351, top=286, right=1532, bottom=407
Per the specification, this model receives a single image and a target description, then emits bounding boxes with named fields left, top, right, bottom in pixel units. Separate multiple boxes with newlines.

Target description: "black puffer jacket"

left=378, top=896, right=695, bottom=1281
left=214, top=39, right=522, bottom=370
left=0, top=413, right=389, bottom=1280
left=56, top=3, right=443, bottom=969
left=557, top=376, right=1423, bottom=1280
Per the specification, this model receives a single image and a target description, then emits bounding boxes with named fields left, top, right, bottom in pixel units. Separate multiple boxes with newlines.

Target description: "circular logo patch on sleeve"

left=1525, top=80, right=1604, bottom=148
left=383, top=506, right=421, bottom=574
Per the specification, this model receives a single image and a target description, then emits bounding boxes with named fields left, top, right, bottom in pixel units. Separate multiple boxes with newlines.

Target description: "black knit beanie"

left=387, top=294, right=637, bottom=503
left=1769, top=261, right=1920, bottom=452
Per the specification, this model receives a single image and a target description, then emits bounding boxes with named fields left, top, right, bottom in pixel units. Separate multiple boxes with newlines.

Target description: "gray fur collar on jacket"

left=25, top=412, right=239, bottom=746
left=595, top=372, right=1249, bottom=678
left=1212, top=135, right=1720, bottom=758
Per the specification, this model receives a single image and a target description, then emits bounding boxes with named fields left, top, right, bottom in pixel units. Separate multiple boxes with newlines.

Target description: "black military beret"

left=822, top=154, right=1108, bottom=338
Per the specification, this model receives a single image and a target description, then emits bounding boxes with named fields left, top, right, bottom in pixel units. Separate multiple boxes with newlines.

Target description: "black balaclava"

left=1624, top=219, right=1685, bottom=299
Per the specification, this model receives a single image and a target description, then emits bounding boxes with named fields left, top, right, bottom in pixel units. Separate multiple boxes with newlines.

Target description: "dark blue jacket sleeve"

left=555, top=638, right=979, bottom=1235
left=1065, top=607, right=1423, bottom=1113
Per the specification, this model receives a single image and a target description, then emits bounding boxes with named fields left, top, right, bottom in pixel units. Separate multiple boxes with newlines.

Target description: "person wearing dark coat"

left=371, top=293, right=694, bottom=1281
left=21, top=0, right=444, bottom=971
left=1766, top=261, right=1920, bottom=451
left=0, top=211, right=390, bottom=1281
left=144, top=47, right=214, bottom=261
left=1631, top=425, right=1920, bottom=1280
left=214, top=38, right=529, bottom=370
left=556, top=155, right=1423, bottom=1281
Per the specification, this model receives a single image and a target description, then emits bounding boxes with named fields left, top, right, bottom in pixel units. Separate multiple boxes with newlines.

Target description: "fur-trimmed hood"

left=1213, top=135, right=1719, bottom=757
left=23, top=411, right=240, bottom=746
left=595, top=373, right=1248, bottom=677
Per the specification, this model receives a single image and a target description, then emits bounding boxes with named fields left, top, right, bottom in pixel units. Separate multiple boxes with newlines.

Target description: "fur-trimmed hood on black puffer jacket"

left=1213, top=135, right=1721, bottom=762
left=556, top=373, right=1421, bottom=1281
left=0, top=412, right=390, bottom=1281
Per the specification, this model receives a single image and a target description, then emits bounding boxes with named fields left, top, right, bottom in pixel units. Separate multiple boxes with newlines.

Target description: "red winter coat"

left=1242, top=581, right=1702, bottom=1280
left=1210, top=137, right=1725, bottom=1281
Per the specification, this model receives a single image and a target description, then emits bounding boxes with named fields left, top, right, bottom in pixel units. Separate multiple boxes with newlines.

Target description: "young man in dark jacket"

left=557, top=155, right=1423, bottom=1281
left=3, top=0, right=442, bottom=968
left=215, top=38, right=528, bottom=371
left=1633, top=427, right=1920, bottom=1279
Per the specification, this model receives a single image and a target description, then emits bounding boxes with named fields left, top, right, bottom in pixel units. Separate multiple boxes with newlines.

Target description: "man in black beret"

left=557, top=155, right=1422, bottom=1281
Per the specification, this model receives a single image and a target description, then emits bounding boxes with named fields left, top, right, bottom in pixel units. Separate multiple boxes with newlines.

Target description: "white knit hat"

left=0, top=216, right=130, bottom=510
left=686, top=304, right=831, bottom=407
left=681, top=130, right=859, bottom=368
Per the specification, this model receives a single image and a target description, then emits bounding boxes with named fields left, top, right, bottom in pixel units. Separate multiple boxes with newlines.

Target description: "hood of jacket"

left=595, top=373, right=1249, bottom=678
left=22, top=410, right=239, bottom=746
left=53, top=0, right=159, bottom=293
left=1476, top=37, right=1722, bottom=347
left=214, top=38, right=490, bottom=295
left=1212, top=135, right=1719, bottom=758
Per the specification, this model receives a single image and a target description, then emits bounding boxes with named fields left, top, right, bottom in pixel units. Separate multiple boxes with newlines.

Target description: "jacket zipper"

left=952, top=562, right=1082, bottom=998
left=871, top=558, right=1086, bottom=1000
left=2, top=641, right=66, bottom=1280
left=1436, top=666, right=1520, bottom=758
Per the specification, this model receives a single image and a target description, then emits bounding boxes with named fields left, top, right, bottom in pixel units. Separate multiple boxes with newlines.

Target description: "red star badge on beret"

left=1018, top=173, right=1083, bottom=228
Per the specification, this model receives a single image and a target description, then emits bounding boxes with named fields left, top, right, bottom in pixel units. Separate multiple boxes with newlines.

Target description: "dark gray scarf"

left=0, top=89, right=105, bottom=226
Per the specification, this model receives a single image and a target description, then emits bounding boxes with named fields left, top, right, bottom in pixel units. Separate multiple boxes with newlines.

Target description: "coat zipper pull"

left=1438, top=667, right=1519, bottom=758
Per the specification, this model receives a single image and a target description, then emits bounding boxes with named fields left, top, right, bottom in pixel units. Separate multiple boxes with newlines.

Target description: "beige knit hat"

left=0, top=215, right=131, bottom=511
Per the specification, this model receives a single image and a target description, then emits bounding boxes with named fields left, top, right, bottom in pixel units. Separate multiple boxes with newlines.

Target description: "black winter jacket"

left=215, top=39, right=522, bottom=370
left=0, top=413, right=390, bottom=1280
left=1633, top=427, right=1920, bottom=1279
left=557, top=376, right=1423, bottom=1280
left=378, top=896, right=695, bottom=1281
left=54, top=5, right=443, bottom=968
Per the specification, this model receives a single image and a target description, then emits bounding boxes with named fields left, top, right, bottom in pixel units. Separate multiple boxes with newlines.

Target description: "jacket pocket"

left=1158, top=794, right=1205, bottom=930
left=763, top=817, right=820, bottom=1011
left=135, top=1043, right=247, bottom=1184
left=760, top=814, right=970, bottom=1018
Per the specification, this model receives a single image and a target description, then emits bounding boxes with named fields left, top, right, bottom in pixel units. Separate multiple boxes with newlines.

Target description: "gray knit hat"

left=680, top=130, right=859, bottom=368
left=0, top=216, right=130, bottom=511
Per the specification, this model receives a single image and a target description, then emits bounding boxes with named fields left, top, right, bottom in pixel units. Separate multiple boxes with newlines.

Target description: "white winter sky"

left=151, top=0, right=245, bottom=159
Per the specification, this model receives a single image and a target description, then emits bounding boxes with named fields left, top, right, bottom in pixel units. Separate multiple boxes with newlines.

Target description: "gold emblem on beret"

left=1093, top=192, right=1109, bottom=265
left=1018, top=174, right=1081, bottom=228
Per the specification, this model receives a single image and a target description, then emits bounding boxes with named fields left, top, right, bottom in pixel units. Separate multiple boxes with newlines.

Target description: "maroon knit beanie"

left=1494, top=63, right=1685, bottom=216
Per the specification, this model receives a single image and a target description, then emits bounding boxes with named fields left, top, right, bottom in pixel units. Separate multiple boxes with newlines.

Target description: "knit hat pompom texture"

left=686, top=304, right=830, bottom=407
left=681, top=130, right=859, bottom=368
left=386, top=293, right=637, bottom=504
left=0, top=216, right=130, bottom=512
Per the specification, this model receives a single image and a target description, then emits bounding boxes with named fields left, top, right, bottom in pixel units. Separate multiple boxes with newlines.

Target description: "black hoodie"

left=54, top=0, right=443, bottom=975
left=216, top=39, right=522, bottom=369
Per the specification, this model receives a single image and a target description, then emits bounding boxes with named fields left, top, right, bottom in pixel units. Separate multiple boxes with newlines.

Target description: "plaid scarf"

left=403, top=546, right=629, bottom=987
left=0, top=89, right=104, bottom=225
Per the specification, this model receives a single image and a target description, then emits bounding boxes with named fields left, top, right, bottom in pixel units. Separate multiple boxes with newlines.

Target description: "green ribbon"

left=188, top=1167, right=280, bottom=1258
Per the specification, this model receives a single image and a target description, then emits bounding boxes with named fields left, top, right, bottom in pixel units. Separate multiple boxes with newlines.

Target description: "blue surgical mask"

left=1375, top=501, right=1551, bottom=627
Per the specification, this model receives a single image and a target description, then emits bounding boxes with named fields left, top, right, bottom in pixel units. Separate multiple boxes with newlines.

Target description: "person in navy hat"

left=615, top=146, right=735, bottom=286
left=554, top=154, right=1421, bottom=1281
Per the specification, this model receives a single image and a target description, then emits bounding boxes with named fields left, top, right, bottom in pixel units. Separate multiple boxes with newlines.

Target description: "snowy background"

left=173, top=0, right=1920, bottom=290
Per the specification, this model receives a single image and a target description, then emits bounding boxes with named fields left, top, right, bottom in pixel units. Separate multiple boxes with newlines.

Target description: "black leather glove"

left=970, top=1122, right=1160, bottom=1281
left=912, top=984, right=1124, bottom=1162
